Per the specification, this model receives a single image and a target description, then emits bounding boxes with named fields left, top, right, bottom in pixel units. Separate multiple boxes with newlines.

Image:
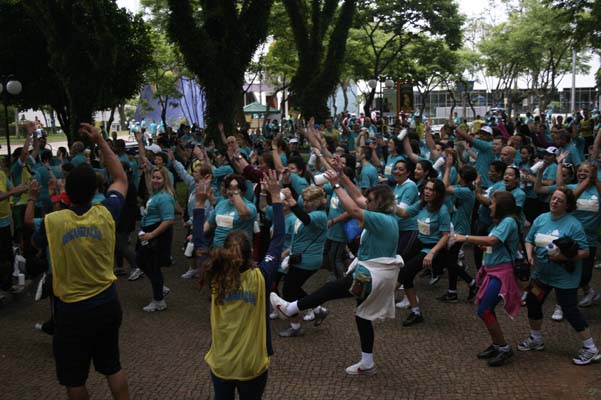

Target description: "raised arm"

left=79, top=123, right=127, bottom=197
left=455, top=125, right=474, bottom=145
left=325, top=170, right=365, bottom=221
left=402, top=136, right=419, bottom=163
left=442, top=155, right=455, bottom=194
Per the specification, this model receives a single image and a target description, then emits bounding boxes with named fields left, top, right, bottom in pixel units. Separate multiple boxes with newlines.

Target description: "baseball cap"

left=145, top=144, right=162, bottom=154
left=479, top=126, right=493, bottom=135
left=289, top=138, right=299, bottom=144
left=545, top=146, right=559, bottom=155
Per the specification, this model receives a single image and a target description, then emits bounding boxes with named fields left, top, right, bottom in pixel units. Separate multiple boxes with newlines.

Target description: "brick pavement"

left=2, top=232, right=601, bottom=400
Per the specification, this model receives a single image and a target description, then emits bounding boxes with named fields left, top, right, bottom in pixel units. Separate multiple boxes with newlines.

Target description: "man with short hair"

left=33, top=123, right=129, bottom=400
left=500, top=145, right=516, bottom=166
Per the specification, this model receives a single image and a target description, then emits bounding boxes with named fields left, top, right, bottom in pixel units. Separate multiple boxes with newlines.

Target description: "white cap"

left=145, top=144, right=162, bottom=154
left=479, top=126, right=493, bottom=135
left=545, top=146, right=559, bottom=155
left=289, top=138, right=299, bottom=144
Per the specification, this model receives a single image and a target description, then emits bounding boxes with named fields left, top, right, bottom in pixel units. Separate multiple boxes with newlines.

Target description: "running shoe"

left=269, top=292, right=298, bottom=319
left=128, top=268, right=144, bottom=281
left=487, top=348, right=514, bottom=367
left=477, top=344, right=499, bottom=359
left=572, top=347, right=601, bottom=365
left=143, top=300, right=167, bottom=312
left=345, top=361, right=376, bottom=376
left=402, top=312, right=424, bottom=327
left=313, top=306, right=329, bottom=327
left=551, top=304, right=563, bottom=321
left=181, top=268, right=198, bottom=279
left=579, top=288, right=598, bottom=308
left=278, top=326, right=304, bottom=337
left=303, top=309, right=315, bottom=321
left=395, top=297, right=411, bottom=309
left=436, top=292, right=458, bottom=303
left=517, top=336, right=545, bottom=352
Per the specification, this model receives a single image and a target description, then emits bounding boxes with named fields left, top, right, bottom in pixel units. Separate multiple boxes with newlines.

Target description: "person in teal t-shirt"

left=270, top=176, right=402, bottom=376
left=392, top=160, right=418, bottom=259
left=520, top=187, right=599, bottom=366
left=396, top=179, right=450, bottom=327
left=437, top=157, right=478, bottom=303
left=452, top=190, right=522, bottom=367
left=358, top=146, right=379, bottom=190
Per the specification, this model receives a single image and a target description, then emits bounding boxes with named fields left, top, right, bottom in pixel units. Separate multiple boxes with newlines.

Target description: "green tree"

left=18, top=0, right=153, bottom=144
left=166, top=0, right=272, bottom=142
left=356, top=0, right=463, bottom=116
left=282, top=0, right=356, bottom=122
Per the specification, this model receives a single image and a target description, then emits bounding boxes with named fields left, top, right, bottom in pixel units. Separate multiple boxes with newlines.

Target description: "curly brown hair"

left=199, top=230, right=253, bottom=304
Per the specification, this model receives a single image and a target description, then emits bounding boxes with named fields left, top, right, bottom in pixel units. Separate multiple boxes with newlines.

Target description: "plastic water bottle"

left=546, top=242, right=559, bottom=257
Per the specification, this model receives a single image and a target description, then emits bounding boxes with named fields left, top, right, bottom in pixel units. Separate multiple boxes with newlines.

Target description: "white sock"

left=287, top=301, right=299, bottom=316
left=411, top=307, right=421, bottom=315
left=361, top=352, right=374, bottom=368
left=531, top=330, right=543, bottom=341
left=583, top=338, right=598, bottom=352
left=290, top=322, right=301, bottom=330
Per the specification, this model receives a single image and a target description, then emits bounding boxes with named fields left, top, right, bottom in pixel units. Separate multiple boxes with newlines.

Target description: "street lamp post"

left=0, top=76, right=23, bottom=163
left=367, top=77, right=395, bottom=129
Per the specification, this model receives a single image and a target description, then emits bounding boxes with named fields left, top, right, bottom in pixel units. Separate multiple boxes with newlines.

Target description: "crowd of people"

left=2, top=108, right=601, bottom=399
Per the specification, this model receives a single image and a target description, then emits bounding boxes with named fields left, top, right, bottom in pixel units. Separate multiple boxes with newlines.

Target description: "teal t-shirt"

left=484, top=216, right=518, bottom=266
left=394, top=180, right=418, bottom=231
left=265, top=206, right=298, bottom=251
left=451, top=185, right=475, bottom=235
left=141, top=191, right=175, bottom=227
left=383, top=154, right=404, bottom=180
left=326, top=191, right=347, bottom=243
left=539, top=163, right=558, bottom=203
left=567, top=184, right=601, bottom=246
left=209, top=197, right=258, bottom=248
left=290, top=210, right=327, bottom=271
left=290, top=173, right=308, bottom=200
left=407, top=202, right=451, bottom=252
left=359, top=163, right=379, bottom=190
left=472, top=139, right=495, bottom=187
left=526, top=212, right=588, bottom=289
left=478, top=180, right=504, bottom=228
left=357, top=210, right=399, bottom=261
left=70, top=154, right=87, bottom=167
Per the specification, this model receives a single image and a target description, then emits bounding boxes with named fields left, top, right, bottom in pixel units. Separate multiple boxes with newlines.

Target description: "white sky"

left=116, top=0, right=598, bottom=88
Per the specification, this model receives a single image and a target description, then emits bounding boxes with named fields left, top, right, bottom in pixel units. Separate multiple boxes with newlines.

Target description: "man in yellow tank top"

left=33, top=124, right=129, bottom=400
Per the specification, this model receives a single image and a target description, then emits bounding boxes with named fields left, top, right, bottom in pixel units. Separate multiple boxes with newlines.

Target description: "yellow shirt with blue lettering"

left=45, top=205, right=116, bottom=303
left=205, top=267, right=268, bottom=380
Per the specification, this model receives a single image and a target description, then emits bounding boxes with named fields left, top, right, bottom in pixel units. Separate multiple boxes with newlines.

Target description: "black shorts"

left=53, top=299, right=123, bottom=387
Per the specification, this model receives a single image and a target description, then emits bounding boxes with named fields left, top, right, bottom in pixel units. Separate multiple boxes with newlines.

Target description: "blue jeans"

left=211, top=370, right=268, bottom=400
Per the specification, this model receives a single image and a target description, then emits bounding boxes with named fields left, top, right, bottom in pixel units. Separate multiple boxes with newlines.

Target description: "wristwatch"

left=333, top=183, right=341, bottom=189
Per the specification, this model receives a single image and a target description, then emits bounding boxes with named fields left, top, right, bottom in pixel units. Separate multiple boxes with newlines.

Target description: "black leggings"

left=397, top=239, right=445, bottom=289
left=580, top=246, right=596, bottom=288
left=136, top=225, right=170, bottom=301
left=526, top=281, right=588, bottom=332
left=282, top=266, right=318, bottom=302
left=298, top=275, right=374, bottom=352
left=324, top=239, right=348, bottom=280
left=447, top=242, right=473, bottom=291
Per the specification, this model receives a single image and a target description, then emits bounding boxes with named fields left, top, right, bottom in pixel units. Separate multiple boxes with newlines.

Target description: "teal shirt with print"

left=290, top=210, right=327, bottom=271
left=567, top=184, right=601, bottom=246
left=209, top=197, right=258, bottom=248
left=484, top=216, right=518, bottom=266
left=357, top=210, right=399, bottom=261
left=406, top=202, right=451, bottom=253
left=526, top=212, right=588, bottom=289
left=451, top=186, right=475, bottom=235
left=394, top=180, right=418, bottom=231
left=141, top=191, right=175, bottom=227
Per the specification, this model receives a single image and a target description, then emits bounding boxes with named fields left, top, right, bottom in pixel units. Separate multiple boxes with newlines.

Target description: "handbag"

left=289, top=228, right=325, bottom=266
left=503, top=224, right=531, bottom=282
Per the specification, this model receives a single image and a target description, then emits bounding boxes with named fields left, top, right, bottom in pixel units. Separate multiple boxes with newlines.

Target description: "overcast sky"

left=116, top=0, right=598, bottom=89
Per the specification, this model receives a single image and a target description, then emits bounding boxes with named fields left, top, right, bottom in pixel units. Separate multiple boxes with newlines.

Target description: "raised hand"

left=79, top=123, right=102, bottom=144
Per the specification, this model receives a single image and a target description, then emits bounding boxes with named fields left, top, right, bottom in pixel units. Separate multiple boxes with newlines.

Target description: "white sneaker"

left=579, top=288, right=597, bottom=308
left=345, top=361, right=376, bottom=376
left=163, top=286, right=170, bottom=297
left=303, top=309, right=315, bottom=321
left=269, top=292, right=297, bottom=319
left=128, top=268, right=144, bottom=281
left=395, top=296, right=417, bottom=309
left=551, top=304, right=563, bottom=321
left=143, top=300, right=167, bottom=312
left=181, top=268, right=198, bottom=279
left=34, top=323, right=43, bottom=331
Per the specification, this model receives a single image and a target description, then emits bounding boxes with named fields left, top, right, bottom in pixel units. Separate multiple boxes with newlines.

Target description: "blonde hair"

left=302, top=186, right=326, bottom=209
left=151, top=166, right=175, bottom=196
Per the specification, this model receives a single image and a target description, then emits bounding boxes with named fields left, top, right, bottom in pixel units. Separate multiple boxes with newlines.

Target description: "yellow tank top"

left=0, top=171, right=10, bottom=219
left=45, top=205, right=116, bottom=303
left=15, top=165, right=31, bottom=205
left=205, top=268, right=269, bottom=380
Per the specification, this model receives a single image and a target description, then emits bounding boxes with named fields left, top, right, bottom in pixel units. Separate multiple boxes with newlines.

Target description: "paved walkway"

left=2, top=226, right=601, bottom=399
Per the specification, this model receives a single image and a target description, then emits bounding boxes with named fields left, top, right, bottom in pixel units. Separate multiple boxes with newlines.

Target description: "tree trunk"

left=107, top=106, right=116, bottom=136
left=341, top=80, right=349, bottom=112
left=118, top=104, right=126, bottom=131
left=363, top=88, right=376, bottom=117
